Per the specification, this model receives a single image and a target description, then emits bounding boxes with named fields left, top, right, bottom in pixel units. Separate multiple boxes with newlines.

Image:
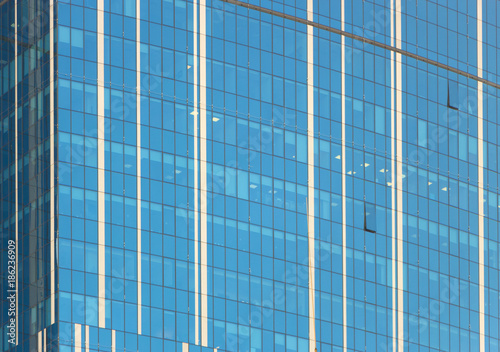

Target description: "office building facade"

left=1, top=0, right=500, bottom=351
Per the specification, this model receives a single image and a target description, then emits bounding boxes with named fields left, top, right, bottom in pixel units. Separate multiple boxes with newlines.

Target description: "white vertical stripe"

left=38, top=330, right=42, bottom=352
left=340, top=0, right=347, bottom=351
left=306, top=1, right=315, bottom=352
left=390, top=0, right=397, bottom=351
left=14, top=0, right=18, bottom=345
left=43, top=329, right=46, bottom=352
left=183, top=342, right=189, bottom=352
left=136, top=0, right=142, bottom=335
left=111, top=330, right=116, bottom=352
left=395, top=0, right=404, bottom=350
left=85, top=325, right=89, bottom=352
left=49, top=0, right=55, bottom=326
left=97, top=0, right=106, bottom=329
left=193, top=0, right=200, bottom=345
left=199, top=0, right=208, bottom=345
left=74, top=324, right=81, bottom=352
left=477, top=1, right=485, bottom=351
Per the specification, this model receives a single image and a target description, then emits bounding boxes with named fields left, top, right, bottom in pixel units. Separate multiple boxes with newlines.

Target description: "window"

left=448, top=80, right=459, bottom=110
left=364, top=203, right=376, bottom=233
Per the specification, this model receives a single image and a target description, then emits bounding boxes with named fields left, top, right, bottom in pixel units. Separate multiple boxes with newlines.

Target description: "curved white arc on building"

left=136, top=0, right=142, bottom=335
left=97, top=0, right=106, bottom=328
left=49, top=0, right=55, bottom=326
left=193, top=0, right=200, bottom=344
left=199, top=0, right=208, bottom=345
left=395, top=0, right=404, bottom=349
left=390, top=0, right=396, bottom=351
left=306, top=0, right=316, bottom=351
left=14, top=0, right=18, bottom=345
left=477, top=0, right=485, bottom=350
left=340, top=0, right=347, bottom=351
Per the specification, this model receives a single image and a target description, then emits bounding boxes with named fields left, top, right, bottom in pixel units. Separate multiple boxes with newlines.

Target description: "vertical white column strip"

left=111, top=330, right=116, bottom=352
left=14, top=0, right=18, bottom=345
left=390, top=0, right=396, bottom=351
left=74, top=324, right=81, bottom=352
left=136, top=0, right=142, bottom=335
left=38, top=330, right=42, bottom=352
left=395, top=0, right=404, bottom=350
left=193, top=0, right=200, bottom=345
left=340, top=1, right=347, bottom=351
left=43, top=329, right=46, bottom=352
left=49, top=0, right=55, bottom=326
left=199, top=0, right=208, bottom=345
left=97, top=0, right=106, bottom=329
left=85, top=325, right=89, bottom=352
left=182, top=342, right=189, bottom=352
left=306, top=1, right=315, bottom=352
left=477, top=1, right=485, bottom=351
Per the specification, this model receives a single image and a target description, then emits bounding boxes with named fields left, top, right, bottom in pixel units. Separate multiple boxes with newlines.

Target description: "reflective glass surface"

left=2, top=0, right=500, bottom=351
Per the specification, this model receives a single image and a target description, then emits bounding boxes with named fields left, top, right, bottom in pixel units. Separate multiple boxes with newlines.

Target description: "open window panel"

left=364, top=203, right=376, bottom=233
left=448, top=80, right=459, bottom=110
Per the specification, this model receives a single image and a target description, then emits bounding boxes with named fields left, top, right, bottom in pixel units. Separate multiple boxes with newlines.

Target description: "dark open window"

left=448, top=81, right=459, bottom=110
left=364, top=203, right=376, bottom=233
